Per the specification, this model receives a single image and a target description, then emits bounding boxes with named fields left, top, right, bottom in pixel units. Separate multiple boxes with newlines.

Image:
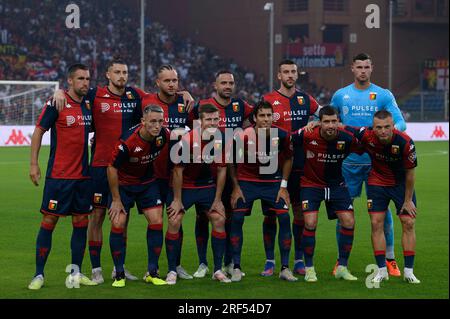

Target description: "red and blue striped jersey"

left=263, top=89, right=319, bottom=170
left=36, top=92, right=92, bottom=179
left=295, top=126, right=362, bottom=187
left=172, top=129, right=226, bottom=188
left=347, top=127, right=418, bottom=186
left=235, top=126, right=293, bottom=182
left=88, top=86, right=146, bottom=167
left=192, top=97, right=254, bottom=131
left=110, top=125, right=170, bottom=186
left=142, top=93, right=192, bottom=180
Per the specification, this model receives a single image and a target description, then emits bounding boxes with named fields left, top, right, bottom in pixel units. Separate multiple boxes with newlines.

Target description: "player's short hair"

left=374, top=110, right=392, bottom=120
left=67, top=63, right=89, bottom=77
left=319, top=105, right=339, bottom=120
left=278, top=59, right=297, bottom=70
left=253, top=100, right=273, bottom=117
left=215, top=69, right=234, bottom=79
left=143, top=105, right=164, bottom=115
left=352, top=53, right=372, bottom=63
left=198, top=104, right=219, bottom=119
left=157, top=64, right=176, bottom=74
left=106, top=55, right=127, bottom=70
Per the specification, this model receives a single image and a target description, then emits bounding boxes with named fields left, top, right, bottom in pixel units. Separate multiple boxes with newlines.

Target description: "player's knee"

left=304, top=218, right=317, bottom=230
left=400, top=217, right=415, bottom=232
left=209, top=213, right=225, bottom=229
left=340, top=216, right=355, bottom=229
left=370, top=218, right=384, bottom=232
left=42, top=214, right=59, bottom=226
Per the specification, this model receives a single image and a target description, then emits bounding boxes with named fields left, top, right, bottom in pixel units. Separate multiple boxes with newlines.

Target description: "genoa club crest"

left=84, top=99, right=91, bottom=110
left=391, top=145, right=400, bottom=154
left=369, top=92, right=377, bottom=100
left=93, top=193, right=102, bottom=204
left=232, top=102, right=240, bottom=112
left=302, top=200, right=309, bottom=210
left=367, top=199, right=373, bottom=210
left=156, top=136, right=163, bottom=147
left=178, top=104, right=185, bottom=113
left=48, top=200, right=58, bottom=210
left=126, top=91, right=134, bottom=100
left=297, top=96, right=305, bottom=105
left=337, top=141, right=345, bottom=150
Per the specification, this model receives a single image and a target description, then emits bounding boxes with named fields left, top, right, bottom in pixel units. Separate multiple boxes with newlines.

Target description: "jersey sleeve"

left=243, top=101, right=254, bottom=119
left=403, top=139, right=418, bottom=169
left=344, top=125, right=364, bottom=140
left=349, top=134, right=365, bottom=155
left=281, top=134, right=294, bottom=159
left=308, top=94, right=320, bottom=119
left=134, top=87, right=149, bottom=99
left=36, top=99, right=58, bottom=131
left=110, top=141, right=130, bottom=168
left=383, top=89, right=407, bottom=132
left=330, top=90, right=342, bottom=111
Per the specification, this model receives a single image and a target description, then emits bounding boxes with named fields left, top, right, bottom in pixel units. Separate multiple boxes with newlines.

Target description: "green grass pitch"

left=0, top=142, right=448, bottom=299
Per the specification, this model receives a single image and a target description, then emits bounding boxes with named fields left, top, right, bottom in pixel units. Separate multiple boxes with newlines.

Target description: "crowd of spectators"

left=0, top=0, right=331, bottom=125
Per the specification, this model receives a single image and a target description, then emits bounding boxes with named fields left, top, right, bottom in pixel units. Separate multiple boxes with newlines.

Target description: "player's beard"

left=281, top=80, right=295, bottom=90
left=112, top=79, right=126, bottom=90
left=74, top=86, right=88, bottom=97
left=217, top=89, right=232, bottom=100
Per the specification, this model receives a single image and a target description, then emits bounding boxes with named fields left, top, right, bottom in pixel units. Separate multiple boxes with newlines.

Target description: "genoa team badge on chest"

left=178, top=103, right=185, bottom=113
left=391, top=145, right=400, bottom=154
left=369, top=92, right=377, bottom=100
left=126, top=91, right=134, bottom=100
left=156, top=136, right=164, bottom=147
left=297, top=96, right=305, bottom=105
left=232, top=102, right=240, bottom=112
left=337, top=141, right=345, bottom=151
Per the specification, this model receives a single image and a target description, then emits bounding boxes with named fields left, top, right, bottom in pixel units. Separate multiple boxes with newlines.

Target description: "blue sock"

left=224, top=216, right=233, bottom=265
left=165, top=231, right=180, bottom=272
left=35, top=222, right=55, bottom=277
left=263, top=216, right=277, bottom=260
left=89, top=241, right=102, bottom=269
left=230, top=212, right=245, bottom=266
left=176, top=224, right=183, bottom=266
left=338, top=226, right=354, bottom=267
left=211, top=230, right=226, bottom=272
left=374, top=250, right=386, bottom=268
left=147, top=224, right=163, bottom=274
left=277, top=213, right=292, bottom=267
left=336, top=219, right=341, bottom=254
left=384, top=209, right=395, bottom=259
left=301, top=227, right=316, bottom=267
left=292, top=217, right=304, bottom=261
left=110, top=227, right=125, bottom=273
left=404, top=251, right=415, bottom=268
left=195, top=214, right=209, bottom=265
left=71, top=219, right=89, bottom=273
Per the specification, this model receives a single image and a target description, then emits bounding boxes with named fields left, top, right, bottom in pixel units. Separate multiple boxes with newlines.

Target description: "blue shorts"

left=157, top=178, right=170, bottom=205
left=342, top=164, right=370, bottom=198
left=300, top=185, right=353, bottom=220
left=40, top=178, right=93, bottom=217
left=366, top=184, right=417, bottom=216
left=167, top=187, right=215, bottom=214
left=233, top=181, right=289, bottom=216
left=108, top=180, right=163, bottom=215
left=288, top=169, right=302, bottom=207
left=90, top=166, right=109, bottom=209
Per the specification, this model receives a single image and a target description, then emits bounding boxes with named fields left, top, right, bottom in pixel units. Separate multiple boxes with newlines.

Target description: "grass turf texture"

left=0, top=142, right=448, bottom=299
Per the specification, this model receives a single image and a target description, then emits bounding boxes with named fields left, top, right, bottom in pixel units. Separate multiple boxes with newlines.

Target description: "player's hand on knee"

left=167, top=200, right=183, bottom=220
left=231, top=187, right=245, bottom=209
left=276, top=187, right=290, bottom=206
left=209, top=199, right=225, bottom=217
left=52, top=89, right=67, bottom=112
left=401, top=200, right=417, bottom=217
left=29, top=164, right=41, bottom=186
left=109, top=200, right=125, bottom=224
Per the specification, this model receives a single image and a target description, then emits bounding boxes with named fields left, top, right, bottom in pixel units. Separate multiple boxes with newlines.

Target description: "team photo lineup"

left=26, top=53, right=420, bottom=290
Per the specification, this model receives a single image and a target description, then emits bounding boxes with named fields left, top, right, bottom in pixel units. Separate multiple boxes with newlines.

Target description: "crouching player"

left=294, top=106, right=360, bottom=282
left=347, top=110, right=420, bottom=284
left=165, top=104, right=230, bottom=285
left=107, top=105, right=169, bottom=288
left=229, top=101, right=296, bottom=282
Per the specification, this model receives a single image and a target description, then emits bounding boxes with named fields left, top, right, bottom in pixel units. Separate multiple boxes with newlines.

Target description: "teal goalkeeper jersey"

left=331, top=83, right=406, bottom=165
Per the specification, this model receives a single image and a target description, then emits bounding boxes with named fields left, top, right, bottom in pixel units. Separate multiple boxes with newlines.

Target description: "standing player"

left=189, top=70, right=254, bottom=278
left=346, top=111, right=420, bottom=284
left=107, top=105, right=170, bottom=288
left=141, top=64, right=193, bottom=281
left=165, top=104, right=231, bottom=285
left=261, top=59, right=320, bottom=276
left=229, top=101, right=296, bottom=282
left=52, top=58, right=194, bottom=283
left=294, top=106, right=359, bottom=282
left=330, top=53, right=407, bottom=276
left=28, top=64, right=97, bottom=289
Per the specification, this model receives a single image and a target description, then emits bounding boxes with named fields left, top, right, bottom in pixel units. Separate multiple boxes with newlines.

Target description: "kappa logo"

left=156, top=199, right=162, bottom=205
left=273, top=100, right=281, bottom=106
left=348, top=204, right=353, bottom=210
left=103, top=94, right=110, bottom=98
left=66, top=115, right=76, bottom=126
left=343, top=94, right=350, bottom=100
left=66, top=103, right=72, bottom=108
left=369, top=142, right=375, bottom=147
left=118, top=145, right=124, bottom=151
left=430, top=125, right=447, bottom=138
left=134, top=146, right=143, bottom=153
left=283, top=204, right=289, bottom=209
left=5, top=129, right=31, bottom=145
left=409, top=144, right=415, bottom=151
left=309, top=140, right=319, bottom=146
left=101, top=103, right=110, bottom=113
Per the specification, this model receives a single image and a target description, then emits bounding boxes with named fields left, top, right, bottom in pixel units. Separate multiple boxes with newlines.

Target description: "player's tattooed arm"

left=229, top=164, right=245, bottom=209
left=107, top=166, right=126, bottom=223
left=178, top=91, right=195, bottom=112
left=29, top=127, right=45, bottom=186
left=167, top=165, right=185, bottom=219
left=401, top=168, right=417, bottom=217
